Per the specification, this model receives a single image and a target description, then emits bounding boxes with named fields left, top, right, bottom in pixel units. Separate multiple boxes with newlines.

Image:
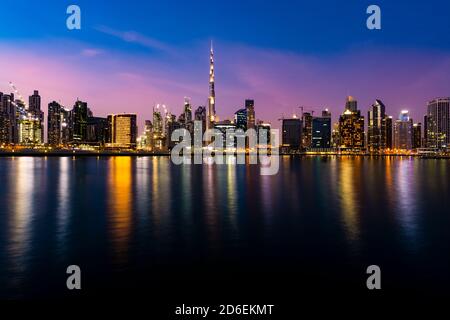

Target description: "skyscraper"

left=413, top=123, right=422, bottom=149
left=338, top=97, right=365, bottom=151
left=108, top=114, right=137, bottom=149
left=48, top=101, right=63, bottom=146
left=71, top=100, right=89, bottom=144
left=234, top=108, right=247, bottom=131
left=29, top=90, right=44, bottom=143
left=393, top=110, right=413, bottom=150
left=425, top=98, right=450, bottom=149
left=385, top=116, right=393, bottom=150
left=367, top=99, right=387, bottom=152
left=208, top=41, right=216, bottom=129
left=0, top=93, right=16, bottom=144
left=245, top=99, right=255, bottom=130
left=282, top=117, right=302, bottom=151
left=302, top=112, right=313, bottom=149
left=311, top=109, right=331, bottom=149
left=87, top=117, right=109, bottom=145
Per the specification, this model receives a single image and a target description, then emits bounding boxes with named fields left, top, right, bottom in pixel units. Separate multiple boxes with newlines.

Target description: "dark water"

left=0, top=156, right=449, bottom=302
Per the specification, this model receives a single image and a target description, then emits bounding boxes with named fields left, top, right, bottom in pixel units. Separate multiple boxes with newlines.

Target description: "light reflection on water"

left=0, top=156, right=449, bottom=297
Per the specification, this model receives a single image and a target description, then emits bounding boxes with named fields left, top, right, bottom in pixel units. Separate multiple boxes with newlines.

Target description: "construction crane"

left=8, top=81, right=28, bottom=109
left=298, top=106, right=318, bottom=117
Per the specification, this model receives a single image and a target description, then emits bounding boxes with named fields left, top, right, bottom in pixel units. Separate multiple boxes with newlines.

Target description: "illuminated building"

left=282, top=117, right=302, bottom=151
left=0, top=93, right=16, bottom=144
left=29, top=90, right=44, bottom=143
left=152, top=107, right=165, bottom=150
left=194, top=105, right=207, bottom=138
left=425, top=98, right=450, bottom=149
left=385, top=116, right=393, bottom=150
left=47, top=101, right=65, bottom=146
left=257, top=121, right=271, bottom=146
left=367, top=99, right=387, bottom=152
left=234, top=108, right=247, bottom=131
left=338, top=97, right=365, bottom=152
left=208, top=42, right=216, bottom=129
left=302, top=112, right=313, bottom=149
left=71, top=100, right=89, bottom=144
left=107, top=114, right=137, bottom=149
left=19, top=118, right=41, bottom=145
left=311, top=109, right=331, bottom=148
left=214, top=120, right=237, bottom=149
left=144, top=120, right=153, bottom=150
left=87, top=117, right=109, bottom=146
left=413, top=123, right=422, bottom=149
left=345, top=96, right=358, bottom=112
left=393, top=110, right=413, bottom=150
left=245, top=99, right=255, bottom=130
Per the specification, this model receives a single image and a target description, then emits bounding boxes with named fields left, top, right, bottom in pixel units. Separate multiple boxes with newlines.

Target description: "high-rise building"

left=302, top=112, right=313, bottom=149
left=413, top=123, right=422, bottom=149
left=208, top=42, right=216, bottom=129
left=234, top=108, right=247, bottom=131
left=385, top=116, right=393, bottom=150
left=71, top=100, right=89, bottom=144
left=107, top=114, right=137, bottom=149
left=48, top=101, right=63, bottom=146
left=425, top=98, right=450, bottom=149
left=338, top=97, right=365, bottom=151
left=152, top=107, right=165, bottom=150
left=183, top=97, right=192, bottom=124
left=245, top=99, right=255, bottom=130
left=19, top=119, right=41, bottom=145
left=144, top=120, right=153, bottom=150
left=282, top=117, right=302, bottom=151
left=311, top=109, right=331, bottom=148
left=256, top=121, right=271, bottom=146
left=194, top=105, right=207, bottom=139
left=367, top=99, right=387, bottom=152
left=87, top=117, right=108, bottom=145
left=29, top=90, right=44, bottom=143
left=0, top=93, right=16, bottom=144
left=393, top=110, right=413, bottom=150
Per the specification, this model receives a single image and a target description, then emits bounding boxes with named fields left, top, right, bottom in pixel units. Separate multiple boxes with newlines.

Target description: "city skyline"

left=2, top=1, right=450, bottom=133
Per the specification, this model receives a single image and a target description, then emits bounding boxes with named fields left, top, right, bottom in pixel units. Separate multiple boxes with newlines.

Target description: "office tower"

left=107, top=114, right=137, bottom=149
left=152, top=107, right=164, bottom=150
left=0, top=93, right=16, bottom=144
left=144, top=120, right=153, bottom=150
left=87, top=117, right=108, bottom=145
left=339, top=97, right=365, bottom=151
left=331, top=122, right=340, bottom=148
left=234, top=108, right=247, bottom=131
left=29, top=90, right=44, bottom=143
left=367, top=99, right=387, bottom=152
left=393, top=110, right=413, bottom=150
left=282, top=117, right=302, bottom=151
left=208, top=42, right=216, bottom=129
left=302, top=112, right=313, bottom=149
left=413, top=123, right=422, bottom=149
left=194, top=105, right=207, bottom=138
left=245, top=99, right=255, bottom=130
left=19, top=119, right=41, bottom=145
left=345, top=96, right=358, bottom=112
left=71, top=100, right=89, bottom=144
left=166, top=113, right=181, bottom=150
left=425, top=98, right=450, bottom=149
left=48, top=101, right=63, bottom=146
left=184, top=97, right=192, bottom=124
left=214, top=120, right=237, bottom=149
left=385, top=116, right=393, bottom=150
left=312, top=109, right=331, bottom=148
left=256, top=121, right=271, bottom=145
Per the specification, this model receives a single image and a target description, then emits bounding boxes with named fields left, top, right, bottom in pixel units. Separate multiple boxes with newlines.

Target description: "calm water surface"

left=0, top=156, right=449, bottom=299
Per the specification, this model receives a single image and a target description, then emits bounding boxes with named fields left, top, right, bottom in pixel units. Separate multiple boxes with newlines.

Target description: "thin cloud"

left=81, top=48, right=103, bottom=57
left=95, top=25, right=176, bottom=56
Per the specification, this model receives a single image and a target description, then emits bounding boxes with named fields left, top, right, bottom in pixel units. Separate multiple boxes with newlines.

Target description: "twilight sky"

left=1, top=0, right=450, bottom=132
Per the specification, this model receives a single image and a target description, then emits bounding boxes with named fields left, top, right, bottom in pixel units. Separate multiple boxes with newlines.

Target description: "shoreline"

left=0, top=150, right=449, bottom=159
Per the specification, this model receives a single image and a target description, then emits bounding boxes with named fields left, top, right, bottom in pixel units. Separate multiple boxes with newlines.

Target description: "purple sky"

left=1, top=38, right=450, bottom=133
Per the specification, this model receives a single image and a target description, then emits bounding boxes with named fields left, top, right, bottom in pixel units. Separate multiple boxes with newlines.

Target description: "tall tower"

left=208, top=41, right=216, bottom=128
